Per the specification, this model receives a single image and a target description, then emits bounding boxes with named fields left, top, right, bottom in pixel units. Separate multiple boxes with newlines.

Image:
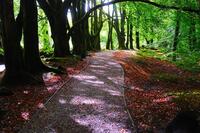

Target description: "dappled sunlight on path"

left=20, top=51, right=134, bottom=133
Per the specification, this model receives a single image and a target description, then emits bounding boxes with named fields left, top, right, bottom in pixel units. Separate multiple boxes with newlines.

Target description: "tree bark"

left=0, top=0, right=24, bottom=84
left=90, top=0, right=103, bottom=51
left=120, top=8, right=126, bottom=49
left=173, top=11, right=180, bottom=61
left=113, top=4, right=126, bottom=49
left=22, top=0, right=47, bottom=73
left=189, top=19, right=197, bottom=50
left=37, top=0, right=71, bottom=57
left=71, top=0, right=87, bottom=58
left=136, top=31, right=140, bottom=49
left=126, top=16, right=130, bottom=49
left=129, top=24, right=134, bottom=49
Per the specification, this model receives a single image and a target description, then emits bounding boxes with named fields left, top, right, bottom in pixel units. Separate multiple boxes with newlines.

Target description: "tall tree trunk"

left=120, top=8, right=126, bottom=49
left=88, top=0, right=103, bottom=51
left=136, top=31, right=140, bottom=49
left=135, top=9, right=140, bottom=49
left=52, top=9, right=70, bottom=57
left=130, top=23, right=134, bottom=49
left=80, top=0, right=87, bottom=57
left=22, top=0, right=46, bottom=73
left=173, top=11, right=180, bottom=61
left=145, top=38, right=150, bottom=45
left=93, top=0, right=102, bottom=50
left=126, top=16, right=130, bottom=49
left=71, top=0, right=88, bottom=58
left=86, top=0, right=92, bottom=51
left=37, top=0, right=71, bottom=57
left=0, top=0, right=24, bottom=84
left=189, top=19, right=197, bottom=51
left=0, top=21, right=2, bottom=48
left=113, top=4, right=126, bottom=49
left=106, top=5, right=114, bottom=50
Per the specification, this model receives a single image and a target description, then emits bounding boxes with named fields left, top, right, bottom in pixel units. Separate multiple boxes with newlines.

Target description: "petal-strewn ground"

left=113, top=50, right=200, bottom=132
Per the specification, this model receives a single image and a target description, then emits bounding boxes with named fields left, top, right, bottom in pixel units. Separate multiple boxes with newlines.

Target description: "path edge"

left=20, top=57, right=91, bottom=132
left=112, top=53, right=138, bottom=133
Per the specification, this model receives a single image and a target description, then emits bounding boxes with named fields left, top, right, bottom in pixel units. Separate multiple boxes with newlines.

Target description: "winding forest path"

left=20, top=51, right=135, bottom=133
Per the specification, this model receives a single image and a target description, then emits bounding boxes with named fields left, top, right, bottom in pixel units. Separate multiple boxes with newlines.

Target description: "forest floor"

left=19, top=51, right=133, bottom=133
left=113, top=50, right=200, bottom=132
left=0, top=55, right=88, bottom=132
left=0, top=51, right=134, bottom=133
left=0, top=50, right=200, bottom=133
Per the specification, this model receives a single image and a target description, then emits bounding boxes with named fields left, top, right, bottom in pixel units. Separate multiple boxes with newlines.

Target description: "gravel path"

left=20, top=51, right=135, bottom=133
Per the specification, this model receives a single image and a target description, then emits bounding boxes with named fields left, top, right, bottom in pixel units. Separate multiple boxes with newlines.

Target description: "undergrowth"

left=137, top=48, right=200, bottom=73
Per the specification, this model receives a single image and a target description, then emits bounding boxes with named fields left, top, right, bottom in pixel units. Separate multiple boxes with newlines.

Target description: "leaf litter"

left=113, top=51, right=200, bottom=132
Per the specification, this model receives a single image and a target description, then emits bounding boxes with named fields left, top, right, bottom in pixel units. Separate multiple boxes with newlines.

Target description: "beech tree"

left=22, top=0, right=48, bottom=72
left=106, top=4, right=114, bottom=50
left=0, top=0, right=24, bottom=84
left=37, top=0, right=71, bottom=57
left=0, top=0, right=200, bottom=86
left=0, top=0, right=59, bottom=85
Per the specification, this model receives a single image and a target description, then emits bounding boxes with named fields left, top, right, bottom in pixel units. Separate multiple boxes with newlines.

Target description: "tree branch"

left=68, top=0, right=200, bottom=35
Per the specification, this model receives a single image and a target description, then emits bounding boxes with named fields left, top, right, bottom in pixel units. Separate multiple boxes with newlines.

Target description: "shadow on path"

left=20, top=51, right=135, bottom=133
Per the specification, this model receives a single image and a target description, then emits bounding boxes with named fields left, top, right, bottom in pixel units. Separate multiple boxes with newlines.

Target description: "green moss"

left=186, top=77, right=200, bottom=84
left=151, top=73, right=179, bottom=83
left=168, top=90, right=200, bottom=111
left=44, top=56, right=81, bottom=66
left=137, top=48, right=200, bottom=73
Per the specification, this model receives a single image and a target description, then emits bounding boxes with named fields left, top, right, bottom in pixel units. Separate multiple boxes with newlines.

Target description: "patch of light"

left=46, top=128, right=57, bottom=133
left=153, top=97, right=174, bottom=103
left=91, top=69, right=105, bottom=74
left=103, top=89, right=122, bottom=96
left=59, top=98, right=67, bottom=104
left=70, top=96, right=105, bottom=105
left=42, top=72, right=61, bottom=83
left=72, top=115, right=130, bottom=133
left=130, top=86, right=144, bottom=91
left=0, top=64, right=5, bottom=72
left=84, top=80, right=104, bottom=84
left=21, top=112, right=30, bottom=120
left=73, top=75, right=97, bottom=80
left=90, top=65, right=106, bottom=68
left=23, top=90, right=29, bottom=94
left=80, top=82, right=102, bottom=87
left=47, top=86, right=58, bottom=93
left=107, top=62, right=118, bottom=65
left=105, top=112, right=122, bottom=119
left=37, top=103, right=45, bottom=109
left=103, top=1, right=113, bottom=15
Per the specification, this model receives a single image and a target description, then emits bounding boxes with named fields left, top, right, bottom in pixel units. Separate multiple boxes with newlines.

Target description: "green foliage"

left=0, top=48, right=4, bottom=55
left=38, top=8, right=53, bottom=56
left=13, top=0, right=20, bottom=18
left=151, top=73, right=179, bottom=83
left=46, top=56, right=81, bottom=66
left=175, top=51, right=200, bottom=72
left=137, top=48, right=200, bottom=72
left=169, top=90, right=200, bottom=111
left=12, top=0, right=200, bottom=62
left=137, top=48, right=168, bottom=60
